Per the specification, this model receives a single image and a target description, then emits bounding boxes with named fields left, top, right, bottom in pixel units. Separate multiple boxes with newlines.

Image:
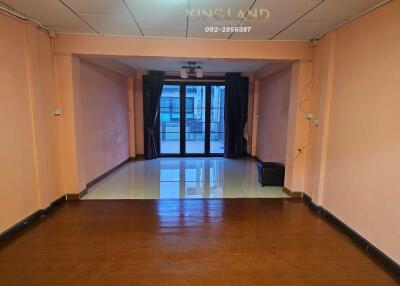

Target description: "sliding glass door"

left=210, top=86, right=225, bottom=154
left=160, top=85, right=180, bottom=154
left=186, top=85, right=206, bottom=154
left=160, top=82, right=225, bottom=156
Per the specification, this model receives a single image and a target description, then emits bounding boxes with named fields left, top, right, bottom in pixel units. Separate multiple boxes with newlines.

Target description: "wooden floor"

left=0, top=199, right=398, bottom=286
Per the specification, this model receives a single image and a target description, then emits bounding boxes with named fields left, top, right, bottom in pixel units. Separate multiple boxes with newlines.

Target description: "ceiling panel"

left=47, top=25, right=95, bottom=34
left=187, top=0, right=254, bottom=39
left=142, top=29, right=189, bottom=38
left=1, top=0, right=389, bottom=40
left=79, top=13, right=141, bottom=35
left=303, top=0, right=385, bottom=21
left=232, top=0, right=321, bottom=40
left=275, top=0, right=387, bottom=40
left=1, top=0, right=91, bottom=29
left=124, top=0, right=187, bottom=37
left=230, top=30, right=273, bottom=40
left=62, top=0, right=127, bottom=14
left=273, top=19, right=337, bottom=40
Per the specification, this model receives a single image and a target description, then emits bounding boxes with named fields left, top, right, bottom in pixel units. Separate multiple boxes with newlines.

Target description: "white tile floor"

left=82, top=158, right=289, bottom=200
left=160, top=140, right=224, bottom=154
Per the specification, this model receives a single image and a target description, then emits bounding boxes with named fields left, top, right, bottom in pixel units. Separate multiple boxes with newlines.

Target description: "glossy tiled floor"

left=83, top=158, right=289, bottom=199
left=160, top=140, right=224, bottom=154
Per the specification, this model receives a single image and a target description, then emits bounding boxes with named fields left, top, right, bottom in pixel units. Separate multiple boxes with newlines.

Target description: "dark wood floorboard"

left=0, top=199, right=398, bottom=286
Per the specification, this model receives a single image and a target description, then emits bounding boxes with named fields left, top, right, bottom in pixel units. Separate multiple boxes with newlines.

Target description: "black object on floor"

left=258, top=162, right=285, bottom=186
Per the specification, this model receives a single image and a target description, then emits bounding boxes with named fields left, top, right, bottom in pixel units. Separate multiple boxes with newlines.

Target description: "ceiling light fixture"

left=180, top=67, right=188, bottom=79
left=180, top=62, right=203, bottom=79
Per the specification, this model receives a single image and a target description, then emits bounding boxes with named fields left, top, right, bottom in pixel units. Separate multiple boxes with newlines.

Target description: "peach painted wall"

left=308, top=1, right=400, bottom=263
left=0, top=12, right=63, bottom=233
left=24, top=24, right=64, bottom=207
left=55, top=55, right=87, bottom=194
left=255, top=68, right=291, bottom=163
left=79, top=60, right=130, bottom=183
left=127, top=75, right=136, bottom=158
left=304, top=33, right=335, bottom=200
left=243, top=72, right=255, bottom=155
left=251, top=80, right=260, bottom=156
left=133, top=70, right=145, bottom=155
left=284, top=61, right=312, bottom=193
left=55, top=55, right=132, bottom=192
left=75, top=57, right=136, bottom=158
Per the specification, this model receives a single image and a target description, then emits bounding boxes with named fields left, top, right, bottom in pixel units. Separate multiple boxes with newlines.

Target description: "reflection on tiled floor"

left=82, top=158, right=289, bottom=199
left=160, top=140, right=224, bottom=154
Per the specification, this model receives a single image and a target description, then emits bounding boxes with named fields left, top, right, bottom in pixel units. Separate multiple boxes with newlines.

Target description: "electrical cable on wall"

left=0, top=2, right=49, bottom=31
left=284, top=41, right=318, bottom=169
left=49, top=35, right=61, bottom=110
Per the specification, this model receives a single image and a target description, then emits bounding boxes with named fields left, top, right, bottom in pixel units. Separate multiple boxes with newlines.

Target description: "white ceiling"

left=115, top=57, right=274, bottom=73
left=0, top=0, right=388, bottom=40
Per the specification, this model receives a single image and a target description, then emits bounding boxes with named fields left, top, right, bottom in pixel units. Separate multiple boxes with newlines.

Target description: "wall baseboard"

left=302, top=192, right=321, bottom=212
left=1, top=156, right=138, bottom=240
left=251, top=156, right=262, bottom=163
left=302, top=194, right=400, bottom=278
left=133, top=154, right=144, bottom=160
left=66, top=157, right=133, bottom=200
left=302, top=192, right=312, bottom=204
left=283, top=187, right=303, bottom=198
left=0, top=195, right=66, bottom=243
left=65, top=190, right=87, bottom=200
left=42, top=195, right=66, bottom=215
left=86, top=158, right=132, bottom=189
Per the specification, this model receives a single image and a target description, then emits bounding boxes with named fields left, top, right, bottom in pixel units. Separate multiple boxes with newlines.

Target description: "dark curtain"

left=224, top=73, right=249, bottom=158
left=143, top=71, right=165, bottom=159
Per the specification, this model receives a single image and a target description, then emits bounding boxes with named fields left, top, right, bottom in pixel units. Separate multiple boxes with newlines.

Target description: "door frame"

left=159, top=80, right=225, bottom=157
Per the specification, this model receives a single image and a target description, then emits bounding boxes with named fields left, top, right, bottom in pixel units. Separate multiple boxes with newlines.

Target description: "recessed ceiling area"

left=114, top=57, right=277, bottom=73
left=0, top=0, right=388, bottom=40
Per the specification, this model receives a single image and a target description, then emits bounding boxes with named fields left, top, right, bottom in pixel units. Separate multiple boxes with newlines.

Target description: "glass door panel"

left=185, top=85, right=206, bottom=154
left=159, top=83, right=225, bottom=157
left=210, top=85, right=225, bottom=154
left=160, top=85, right=180, bottom=154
